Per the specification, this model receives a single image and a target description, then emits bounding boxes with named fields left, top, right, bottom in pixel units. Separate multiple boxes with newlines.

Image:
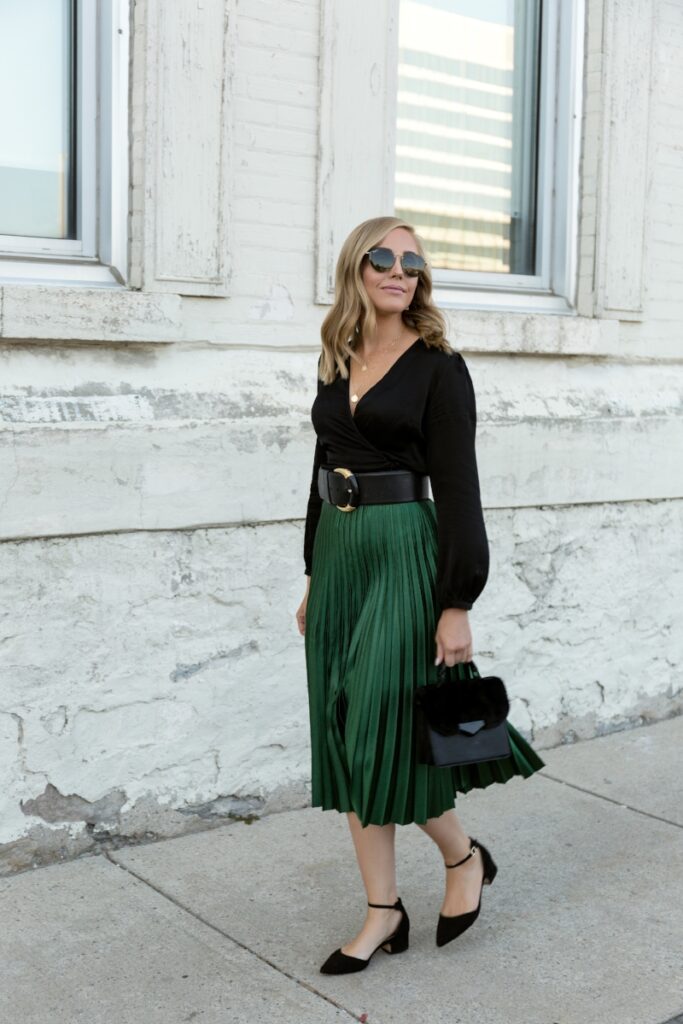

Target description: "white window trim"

left=0, top=0, right=129, bottom=288
left=419, top=0, right=584, bottom=314
left=315, top=0, right=585, bottom=316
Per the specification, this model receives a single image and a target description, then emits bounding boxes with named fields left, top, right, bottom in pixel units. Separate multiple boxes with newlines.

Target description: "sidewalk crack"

left=104, top=851, right=361, bottom=1021
left=537, top=772, right=683, bottom=829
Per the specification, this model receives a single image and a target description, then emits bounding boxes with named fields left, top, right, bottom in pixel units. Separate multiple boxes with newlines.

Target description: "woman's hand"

left=434, top=608, right=472, bottom=667
left=295, top=575, right=311, bottom=635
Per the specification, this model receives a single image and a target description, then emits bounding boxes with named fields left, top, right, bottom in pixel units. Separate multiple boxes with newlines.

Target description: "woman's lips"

left=382, top=286, right=405, bottom=294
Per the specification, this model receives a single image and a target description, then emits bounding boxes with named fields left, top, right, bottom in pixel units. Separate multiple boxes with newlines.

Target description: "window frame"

left=401, top=0, right=584, bottom=314
left=0, top=0, right=129, bottom=288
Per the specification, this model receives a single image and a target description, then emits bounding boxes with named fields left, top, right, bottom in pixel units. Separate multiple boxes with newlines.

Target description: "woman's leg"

left=337, top=811, right=403, bottom=959
left=417, top=808, right=485, bottom=916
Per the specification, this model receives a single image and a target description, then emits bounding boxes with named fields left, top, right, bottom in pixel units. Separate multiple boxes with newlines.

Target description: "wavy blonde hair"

left=317, top=216, right=453, bottom=385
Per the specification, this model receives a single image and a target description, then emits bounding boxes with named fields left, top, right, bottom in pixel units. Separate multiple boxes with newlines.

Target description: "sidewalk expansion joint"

left=537, top=772, right=683, bottom=829
left=104, top=851, right=361, bottom=1022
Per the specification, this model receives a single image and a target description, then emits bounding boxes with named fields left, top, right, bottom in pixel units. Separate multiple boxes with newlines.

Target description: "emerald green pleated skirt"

left=304, top=496, right=545, bottom=828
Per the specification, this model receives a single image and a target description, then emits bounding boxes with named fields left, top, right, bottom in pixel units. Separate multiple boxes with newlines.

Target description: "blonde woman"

left=295, top=216, right=544, bottom=974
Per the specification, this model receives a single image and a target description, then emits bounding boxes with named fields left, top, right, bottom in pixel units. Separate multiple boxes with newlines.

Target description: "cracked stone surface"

left=0, top=855, right=349, bottom=1023
left=21, top=782, right=128, bottom=824
left=1, top=493, right=681, bottom=868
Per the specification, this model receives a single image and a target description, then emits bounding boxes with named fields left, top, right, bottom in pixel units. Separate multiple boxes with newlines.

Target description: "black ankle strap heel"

left=437, top=836, right=498, bottom=948
left=320, top=896, right=410, bottom=974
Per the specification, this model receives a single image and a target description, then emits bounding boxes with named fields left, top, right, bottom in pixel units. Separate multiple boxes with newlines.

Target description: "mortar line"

left=1, top=494, right=679, bottom=547
left=537, top=771, right=683, bottom=829
left=103, top=850, right=361, bottom=1022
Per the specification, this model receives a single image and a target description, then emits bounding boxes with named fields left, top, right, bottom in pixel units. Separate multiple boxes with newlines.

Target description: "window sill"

left=0, top=258, right=125, bottom=290
left=0, top=282, right=183, bottom=344
left=432, top=285, right=574, bottom=317
left=441, top=307, right=622, bottom=358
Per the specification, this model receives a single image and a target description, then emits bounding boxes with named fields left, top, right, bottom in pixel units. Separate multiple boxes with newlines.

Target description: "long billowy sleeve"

left=424, top=351, right=489, bottom=611
left=303, top=434, right=324, bottom=577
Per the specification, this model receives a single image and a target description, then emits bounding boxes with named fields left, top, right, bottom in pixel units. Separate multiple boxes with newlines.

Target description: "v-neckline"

left=347, top=337, right=422, bottom=419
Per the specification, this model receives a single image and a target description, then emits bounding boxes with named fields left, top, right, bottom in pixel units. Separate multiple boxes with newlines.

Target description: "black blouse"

left=302, top=337, right=489, bottom=611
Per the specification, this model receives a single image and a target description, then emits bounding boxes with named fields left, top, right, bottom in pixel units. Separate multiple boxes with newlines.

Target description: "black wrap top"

left=303, top=337, right=489, bottom=611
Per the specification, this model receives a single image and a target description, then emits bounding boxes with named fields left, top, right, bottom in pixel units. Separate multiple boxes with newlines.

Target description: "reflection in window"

left=395, top=0, right=541, bottom=276
left=0, top=0, right=76, bottom=239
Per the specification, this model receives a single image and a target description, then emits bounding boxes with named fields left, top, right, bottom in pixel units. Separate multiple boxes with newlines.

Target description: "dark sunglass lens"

left=402, top=251, right=425, bottom=276
left=368, top=247, right=395, bottom=271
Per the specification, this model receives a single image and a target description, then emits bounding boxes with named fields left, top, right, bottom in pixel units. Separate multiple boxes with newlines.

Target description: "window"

left=0, top=0, right=129, bottom=286
left=393, top=0, right=583, bottom=310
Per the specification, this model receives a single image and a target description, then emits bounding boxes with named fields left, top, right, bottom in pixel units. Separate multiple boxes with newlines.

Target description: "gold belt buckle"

left=332, top=467, right=359, bottom=512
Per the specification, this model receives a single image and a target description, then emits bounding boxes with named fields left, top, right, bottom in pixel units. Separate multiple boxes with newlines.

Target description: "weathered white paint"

left=0, top=0, right=682, bottom=868
left=142, top=0, right=233, bottom=295
left=315, top=0, right=399, bottom=302
left=0, top=351, right=681, bottom=542
left=595, top=0, right=655, bottom=318
left=0, top=286, right=183, bottom=342
left=0, top=498, right=680, bottom=859
left=0, top=289, right=633, bottom=353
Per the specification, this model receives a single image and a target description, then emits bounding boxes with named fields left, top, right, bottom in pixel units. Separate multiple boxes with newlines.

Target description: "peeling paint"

left=0, top=0, right=681, bottom=877
left=1, top=496, right=680, bottom=868
left=21, top=783, right=127, bottom=825
left=0, top=388, right=291, bottom=424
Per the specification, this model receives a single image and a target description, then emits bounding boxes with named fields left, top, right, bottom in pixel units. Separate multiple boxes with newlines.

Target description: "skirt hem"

left=309, top=723, right=546, bottom=828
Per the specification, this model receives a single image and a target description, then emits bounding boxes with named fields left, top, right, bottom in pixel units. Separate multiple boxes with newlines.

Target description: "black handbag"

left=414, top=659, right=512, bottom=767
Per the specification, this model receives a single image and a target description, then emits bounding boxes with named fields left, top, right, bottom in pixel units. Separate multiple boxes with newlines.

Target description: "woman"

left=295, top=216, right=544, bottom=975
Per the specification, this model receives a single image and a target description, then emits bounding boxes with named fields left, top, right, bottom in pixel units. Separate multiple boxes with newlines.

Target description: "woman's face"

left=361, top=227, right=421, bottom=318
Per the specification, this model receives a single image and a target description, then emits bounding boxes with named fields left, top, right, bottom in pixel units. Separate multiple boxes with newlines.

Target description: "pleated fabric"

left=304, top=497, right=546, bottom=828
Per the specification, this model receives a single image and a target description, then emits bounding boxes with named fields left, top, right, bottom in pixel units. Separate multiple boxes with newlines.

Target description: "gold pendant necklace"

left=350, top=331, right=405, bottom=406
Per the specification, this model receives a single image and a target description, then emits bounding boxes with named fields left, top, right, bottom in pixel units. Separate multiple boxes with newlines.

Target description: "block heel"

left=320, top=896, right=410, bottom=974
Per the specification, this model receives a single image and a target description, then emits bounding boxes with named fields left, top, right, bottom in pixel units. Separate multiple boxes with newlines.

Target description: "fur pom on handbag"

left=415, top=664, right=509, bottom=733
left=414, top=660, right=511, bottom=766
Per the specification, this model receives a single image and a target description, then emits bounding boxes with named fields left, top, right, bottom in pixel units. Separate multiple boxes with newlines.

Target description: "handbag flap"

left=458, top=719, right=486, bottom=735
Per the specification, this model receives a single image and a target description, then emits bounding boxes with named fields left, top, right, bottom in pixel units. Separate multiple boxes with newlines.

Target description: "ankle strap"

left=445, top=842, right=478, bottom=870
left=367, top=897, right=401, bottom=909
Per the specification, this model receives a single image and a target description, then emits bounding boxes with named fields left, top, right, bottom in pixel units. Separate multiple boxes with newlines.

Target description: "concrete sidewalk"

left=2, top=717, right=682, bottom=1024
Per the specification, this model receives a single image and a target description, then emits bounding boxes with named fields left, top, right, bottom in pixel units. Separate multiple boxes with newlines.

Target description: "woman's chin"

left=374, top=297, right=407, bottom=314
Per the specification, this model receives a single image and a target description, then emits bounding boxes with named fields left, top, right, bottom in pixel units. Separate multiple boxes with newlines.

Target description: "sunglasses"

left=363, top=247, right=427, bottom=277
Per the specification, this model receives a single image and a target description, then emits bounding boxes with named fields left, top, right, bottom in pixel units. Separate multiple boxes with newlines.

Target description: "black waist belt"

left=318, top=466, right=430, bottom=512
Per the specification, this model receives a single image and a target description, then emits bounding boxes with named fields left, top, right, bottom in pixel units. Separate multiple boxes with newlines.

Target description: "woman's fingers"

left=435, top=638, right=471, bottom=666
left=434, top=609, right=472, bottom=667
left=441, top=643, right=470, bottom=667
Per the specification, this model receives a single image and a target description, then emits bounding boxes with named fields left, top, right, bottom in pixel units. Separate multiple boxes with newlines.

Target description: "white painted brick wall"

left=0, top=0, right=682, bottom=868
left=1, top=496, right=680, bottom=864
